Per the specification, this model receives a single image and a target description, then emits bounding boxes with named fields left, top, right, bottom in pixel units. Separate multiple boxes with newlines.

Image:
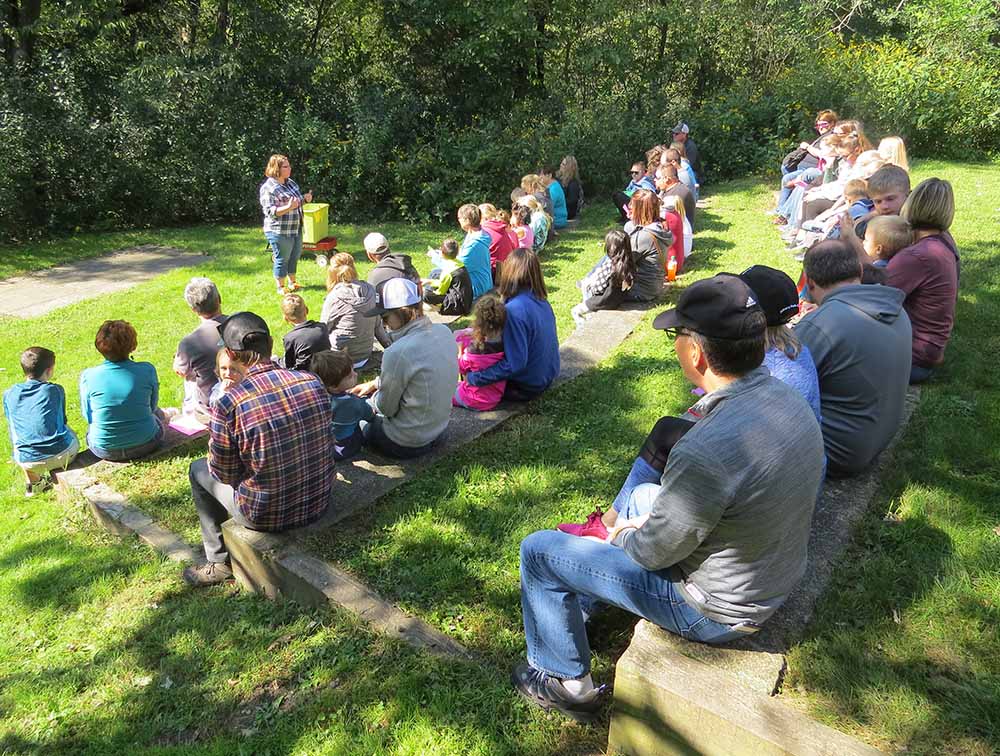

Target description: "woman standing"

left=259, top=154, right=312, bottom=295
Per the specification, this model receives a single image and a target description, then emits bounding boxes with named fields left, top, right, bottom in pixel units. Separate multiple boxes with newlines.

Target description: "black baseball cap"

left=219, top=311, right=271, bottom=353
left=653, top=274, right=765, bottom=339
left=738, top=265, right=799, bottom=326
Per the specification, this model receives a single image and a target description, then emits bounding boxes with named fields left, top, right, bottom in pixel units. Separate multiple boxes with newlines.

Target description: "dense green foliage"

left=2, top=0, right=998, bottom=239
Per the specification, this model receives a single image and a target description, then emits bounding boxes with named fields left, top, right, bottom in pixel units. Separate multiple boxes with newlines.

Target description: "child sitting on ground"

left=511, top=204, right=535, bottom=250
left=516, top=194, right=550, bottom=252
left=321, top=252, right=379, bottom=367
left=281, top=293, right=330, bottom=371
left=423, top=238, right=473, bottom=316
left=864, top=215, right=912, bottom=269
left=310, top=348, right=375, bottom=461
left=208, top=347, right=247, bottom=408
left=3, top=347, right=79, bottom=497
left=571, top=230, right=636, bottom=324
left=453, top=296, right=507, bottom=411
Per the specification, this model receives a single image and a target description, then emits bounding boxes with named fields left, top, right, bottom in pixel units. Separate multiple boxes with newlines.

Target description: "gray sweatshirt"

left=623, top=221, right=673, bottom=301
left=320, top=281, right=378, bottom=365
left=614, top=368, right=825, bottom=625
left=375, top=315, right=459, bottom=448
left=794, top=283, right=911, bottom=476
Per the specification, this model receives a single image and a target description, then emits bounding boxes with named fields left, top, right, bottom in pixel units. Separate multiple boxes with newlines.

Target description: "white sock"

left=560, top=673, right=596, bottom=700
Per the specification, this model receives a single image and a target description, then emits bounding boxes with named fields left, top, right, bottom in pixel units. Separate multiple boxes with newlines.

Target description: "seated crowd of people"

left=2, top=115, right=959, bottom=723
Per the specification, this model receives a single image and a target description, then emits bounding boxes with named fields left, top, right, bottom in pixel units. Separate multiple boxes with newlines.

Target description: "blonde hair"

left=556, top=155, right=579, bottom=185
left=326, top=252, right=358, bottom=290
left=901, top=178, right=955, bottom=232
left=878, top=137, right=909, bottom=172
left=866, top=216, right=912, bottom=260
left=668, top=141, right=687, bottom=160
left=517, top=194, right=553, bottom=228
left=766, top=326, right=802, bottom=361
left=281, top=293, right=307, bottom=321
left=661, top=193, right=686, bottom=226
left=521, top=174, right=546, bottom=194
left=478, top=203, right=499, bottom=221
left=498, top=209, right=511, bottom=224
left=843, top=178, right=869, bottom=204
left=852, top=150, right=887, bottom=180
left=264, top=154, right=288, bottom=179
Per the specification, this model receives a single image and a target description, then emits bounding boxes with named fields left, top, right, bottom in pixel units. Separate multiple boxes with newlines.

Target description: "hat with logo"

left=363, top=232, right=390, bottom=257
left=369, top=277, right=422, bottom=315
left=672, top=122, right=690, bottom=135
left=653, top=274, right=765, bottom=339
left=219, top=311, right=271, bottom=353
left=738, top=265, right=800, bottom=327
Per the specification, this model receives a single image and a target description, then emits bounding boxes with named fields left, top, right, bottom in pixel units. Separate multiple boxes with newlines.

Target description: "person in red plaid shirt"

left=183, top=312, right=334, bottom=586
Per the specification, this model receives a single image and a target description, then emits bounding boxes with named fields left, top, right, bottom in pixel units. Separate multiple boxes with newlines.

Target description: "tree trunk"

left=212, top=0, right=228, bottom=45
left=534, top=9, right=546, bottom=91
left=3, top=0, right=42, bottom=66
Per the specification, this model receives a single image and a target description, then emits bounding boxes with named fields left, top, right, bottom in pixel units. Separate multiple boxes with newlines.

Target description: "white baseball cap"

left=672, top=122, right=690, bottom=135
left=363, top=232, right=390, bottom=256
left=371, top=277, right=421, bottom=314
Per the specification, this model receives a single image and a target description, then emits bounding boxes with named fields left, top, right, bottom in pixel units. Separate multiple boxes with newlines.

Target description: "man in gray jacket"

left=795, top=240, right=912, bottom=476
left=511, top=274, right=826, bottom=722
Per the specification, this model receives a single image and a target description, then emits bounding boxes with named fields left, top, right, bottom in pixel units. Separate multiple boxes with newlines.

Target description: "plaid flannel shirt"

left=259, top=177, right=304, bottom=236
left=209, top=361, right=334, bottom=530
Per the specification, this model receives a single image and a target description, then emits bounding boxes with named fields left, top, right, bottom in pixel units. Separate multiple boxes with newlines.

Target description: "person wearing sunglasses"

left=772, top=109, right=839, bottom=217
left=612, top=160, right=657, bottom=222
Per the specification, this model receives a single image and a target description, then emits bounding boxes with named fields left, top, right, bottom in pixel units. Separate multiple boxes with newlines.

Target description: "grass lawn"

left=2, top=161, right=999, bottom=754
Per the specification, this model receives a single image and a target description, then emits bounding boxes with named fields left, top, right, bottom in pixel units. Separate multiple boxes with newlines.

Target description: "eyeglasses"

left=630, top=170, right=642, bottom=176
left=665, top=327, right=692, bottom=339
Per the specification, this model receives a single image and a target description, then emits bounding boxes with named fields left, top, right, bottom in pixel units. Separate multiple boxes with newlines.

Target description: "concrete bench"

left=606, top=388, right=920, bottom=756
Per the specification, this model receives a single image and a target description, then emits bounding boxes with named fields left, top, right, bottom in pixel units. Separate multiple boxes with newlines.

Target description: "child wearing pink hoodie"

left=453, top=296, right=507, bottom=411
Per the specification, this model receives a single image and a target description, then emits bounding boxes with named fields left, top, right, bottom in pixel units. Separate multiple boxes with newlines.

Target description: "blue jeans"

left=88, top=417, right=164, bottom=461
left=519, top=484, right=748, bottom=679
left=265, top=232, right=302, bottom=279
left=361, top=415, right=439, bottom=459
left=777, top=167, right=821, bottom=208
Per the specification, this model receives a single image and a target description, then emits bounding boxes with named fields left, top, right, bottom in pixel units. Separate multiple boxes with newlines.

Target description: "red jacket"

left=482, top=219, right=514, bottom=268
left=662, top=210, right=685, bottom=272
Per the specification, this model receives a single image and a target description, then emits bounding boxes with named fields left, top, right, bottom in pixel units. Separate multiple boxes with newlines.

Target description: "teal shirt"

left=458, top=230, right=493, bottom=298
left=79, top=359, right=160, bottom=450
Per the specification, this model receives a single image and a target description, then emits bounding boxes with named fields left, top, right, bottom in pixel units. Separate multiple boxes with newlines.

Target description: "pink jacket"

left=453, top=330, right=506, bottom=411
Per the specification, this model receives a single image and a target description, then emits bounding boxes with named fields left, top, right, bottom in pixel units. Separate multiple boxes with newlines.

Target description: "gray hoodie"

left=794, top=283, right=912, bottom=476
left=375, top=315, right=459, bottom=448
left=623, top=220, right=673, bottom=301
left=320, top=281, right=378, bottom=365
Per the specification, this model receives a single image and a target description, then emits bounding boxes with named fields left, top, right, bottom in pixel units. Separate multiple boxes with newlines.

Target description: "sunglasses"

left=630, top=170, right=642, bottom=176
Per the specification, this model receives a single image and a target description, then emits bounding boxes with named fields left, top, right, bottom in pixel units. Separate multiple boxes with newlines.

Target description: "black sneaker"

left=510, top=662, right=607, bottom=723
left=25, top=477, right=52, bottom=498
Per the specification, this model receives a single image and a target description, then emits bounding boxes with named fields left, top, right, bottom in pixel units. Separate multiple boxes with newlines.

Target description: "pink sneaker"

left=557, top=509, right=609, bottom=540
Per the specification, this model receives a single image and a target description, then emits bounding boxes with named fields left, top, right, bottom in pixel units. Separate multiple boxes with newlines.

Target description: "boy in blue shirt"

left=309, top=348, right=375, bottom=461
left=3, top=347, right=79, bottom=496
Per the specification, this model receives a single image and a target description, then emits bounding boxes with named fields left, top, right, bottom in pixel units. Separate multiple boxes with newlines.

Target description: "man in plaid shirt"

left=183, top=312, right=335, bottom=586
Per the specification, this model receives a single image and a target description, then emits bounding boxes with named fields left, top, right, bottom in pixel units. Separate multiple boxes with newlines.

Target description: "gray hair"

left=183, top=277, right=221, bottom=315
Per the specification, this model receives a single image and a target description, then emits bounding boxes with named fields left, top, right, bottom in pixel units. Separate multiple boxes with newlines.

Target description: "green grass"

left=2, top=161, right=999, bottom=754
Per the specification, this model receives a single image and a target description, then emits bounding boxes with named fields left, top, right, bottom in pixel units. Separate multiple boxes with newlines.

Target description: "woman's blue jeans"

left=265, top=232, right=302, bottom=279
left=519, top=483, right=748, bottom=679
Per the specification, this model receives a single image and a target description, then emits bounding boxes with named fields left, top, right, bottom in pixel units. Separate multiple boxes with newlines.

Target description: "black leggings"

left=638, top=416, right=696, bottom=471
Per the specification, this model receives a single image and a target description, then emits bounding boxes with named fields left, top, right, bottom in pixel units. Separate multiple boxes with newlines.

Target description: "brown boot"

left=182, top=561, right=234, bottom=587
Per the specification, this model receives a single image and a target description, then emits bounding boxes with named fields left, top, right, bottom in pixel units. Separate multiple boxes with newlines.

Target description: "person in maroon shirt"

left=478, top=203, right=514, bottom=284
left=886, top=178, right=959, bottom=384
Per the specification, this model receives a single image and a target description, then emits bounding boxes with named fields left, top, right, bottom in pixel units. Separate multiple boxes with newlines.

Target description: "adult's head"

left=183, top=277, right=222, bottom=318
left=372, top=277, right=424, bottom=332
left=901, top=178, right=954, bottom=233
left=659, top=163, right=680, bottom=185
left=867, top=165, right=911, bottom=216
left=669, top=141, right=687, bottom=160
left=458, top=203, right=482, bottom=230
left=877, top=136, right=909, bottom=172
left=832, top=120, right=873, bottom=151
left=363, top=232, right=391, bottom=263
left=219, top=311, right=273, bottom=367
left=20, top=346, right=55, bottom=380
left=653, top=274, right=767, bottom=388
left=264, top=154, right=291, bottom=183
left=498, top=247, right=547, bottom=301
left=538, top=165, right=556, bottom=182
left=671, top=122, right=690, bottom=144
left=802, top=240, right=863, bottom=305
left=646, top=145, right=667, bottom=173
left=629, top=161, right=646, bottom=181
left=326, top=251, right=359, bottom=291
left=814, top=110, right=838, bottom=134
left=95, top=320, right=138, bottom=362
left=629, top=189, right=661, bottom=227
left=739, top=266, right=802, bottom=359
left=557, top=156, right=579, bottom=184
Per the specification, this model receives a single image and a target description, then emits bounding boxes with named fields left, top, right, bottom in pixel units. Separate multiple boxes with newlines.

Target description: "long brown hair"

left=498, top=248, right=547, bottom=301
left=629, top=189, right=661, bottom=227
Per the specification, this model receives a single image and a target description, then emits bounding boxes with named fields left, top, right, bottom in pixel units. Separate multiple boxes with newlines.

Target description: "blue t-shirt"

left=330, top=392, right=375, bottom=441
left=764, top=345, right=821, bottom=421
left=79, top=360, right=160, bottom=451
left=3, top=380, right=75, bottom=463
left=548, top=180, right=568, bottom=229
left=459, top=230, right=493, bottom=299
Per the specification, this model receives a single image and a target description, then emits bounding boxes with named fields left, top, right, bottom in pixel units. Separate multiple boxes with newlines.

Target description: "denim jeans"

left=361, top=415, right=439, bottom=459
left=88, top=418, right=164, bottom=461
left=189, top=457, right=248, bottom=563
left=777, top=166, right=821, bottom=208
left=519, top=483, right=748, bottom=679
left=265, top=232, right=302, bottom=278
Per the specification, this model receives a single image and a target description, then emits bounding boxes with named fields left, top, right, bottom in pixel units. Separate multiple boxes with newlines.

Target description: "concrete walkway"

left=0, top=245, right=210, bottom=318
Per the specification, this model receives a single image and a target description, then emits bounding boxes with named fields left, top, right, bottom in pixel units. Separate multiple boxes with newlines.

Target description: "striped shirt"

left=259, top=177, right=304, bottom=236
left=209, top=361, right=334, bottom=530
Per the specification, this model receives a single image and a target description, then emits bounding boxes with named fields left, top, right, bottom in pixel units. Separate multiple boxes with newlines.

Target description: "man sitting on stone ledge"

left=511, top=275, right=826, bottom=722
left=794, top=240, right=912, bottom=477
left=183, top=312, right=334, bottom=587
